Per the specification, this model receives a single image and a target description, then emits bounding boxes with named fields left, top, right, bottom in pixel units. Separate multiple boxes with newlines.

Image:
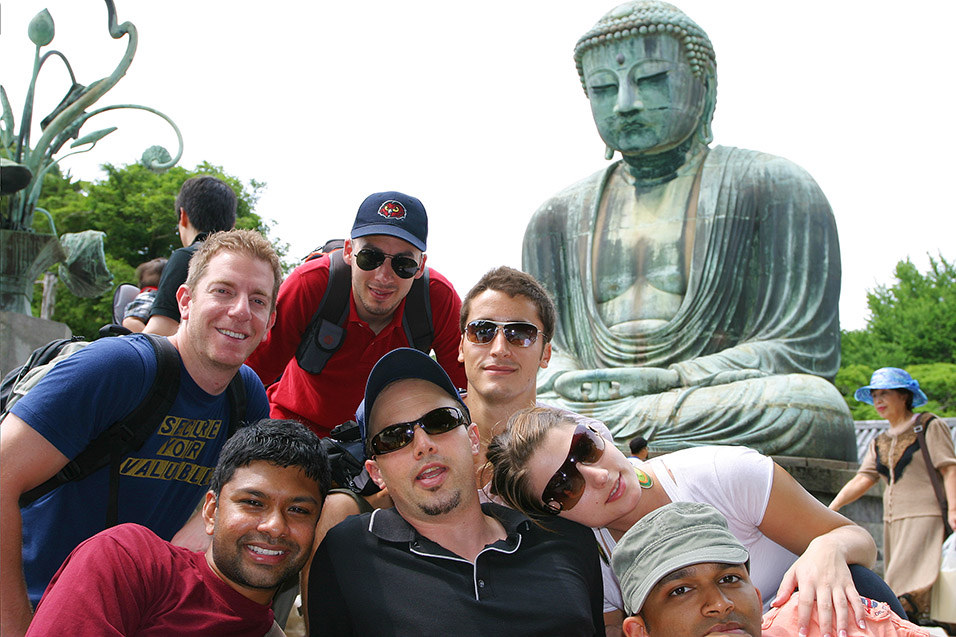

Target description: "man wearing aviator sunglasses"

left=307, top=348, right=603, bottom=636
left=247, top=191, right=466, bottom=438
left=456, top=267, right=554, bottom=466
left=457, top=267, right=626, bottom=636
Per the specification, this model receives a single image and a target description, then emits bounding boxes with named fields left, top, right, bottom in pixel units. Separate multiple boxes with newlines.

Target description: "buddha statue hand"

left=705, top=369, right=767, bottom=386
left=554, top=367, right=681, bottom=402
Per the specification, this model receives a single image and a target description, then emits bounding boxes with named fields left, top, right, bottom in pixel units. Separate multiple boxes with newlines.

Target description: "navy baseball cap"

left=357, top=348, right=467, bottom=452
left=351, top=191, right=428, bottom=252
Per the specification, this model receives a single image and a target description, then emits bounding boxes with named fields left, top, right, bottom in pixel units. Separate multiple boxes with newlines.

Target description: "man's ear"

left=201, top=490, right=217, bottom=536
left=176, top=284, right=192, bottom=321
left=467, top=423, right=480, bottom=456
left=366, top=459, right=386, bottom=489
left=457, top=335, right=465, bottom=364
left=622, top=615, right=649, bottom=637
left=342, top=239, right=354, bottom=265
left=539, top=341, right=552, bottom=369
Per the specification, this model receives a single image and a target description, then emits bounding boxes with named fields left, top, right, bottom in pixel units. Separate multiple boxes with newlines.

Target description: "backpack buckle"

left=57, top=460, right=83, bottom=482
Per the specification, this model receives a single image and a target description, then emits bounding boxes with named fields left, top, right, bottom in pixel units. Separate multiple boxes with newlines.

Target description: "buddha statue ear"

left=605, top=145, right=616, bottom=161
left=696, top=73, right=717, bottom=146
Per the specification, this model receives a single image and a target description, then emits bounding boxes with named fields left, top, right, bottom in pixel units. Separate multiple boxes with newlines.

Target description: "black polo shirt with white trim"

left=308, top=502, right=602, bottom=636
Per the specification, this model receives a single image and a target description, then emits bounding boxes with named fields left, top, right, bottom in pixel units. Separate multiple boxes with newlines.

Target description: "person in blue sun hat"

left=831, top=367, right=956, bottom=625
left=853, top=367, right=929, bottom=409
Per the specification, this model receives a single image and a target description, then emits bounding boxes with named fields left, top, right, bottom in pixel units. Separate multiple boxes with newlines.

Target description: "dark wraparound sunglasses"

left=464, top=320, right=543, bottom=348
left=541, top=424, right=606, bottom=514
left=354, top=248, right=420, bottom=279
left=368, top=406, right=468, bottom=456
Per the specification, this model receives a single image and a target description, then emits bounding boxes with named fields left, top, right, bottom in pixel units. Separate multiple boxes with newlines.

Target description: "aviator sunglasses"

left=354, top=248, right=421, bottom=279
left=464, top=320, right=544, bottom=348
left=368, top=406, right=469, bottom=456
left=541, top=424, right=606, bottom=514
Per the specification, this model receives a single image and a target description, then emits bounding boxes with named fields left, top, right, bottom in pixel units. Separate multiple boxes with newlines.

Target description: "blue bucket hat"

left=854, top=367, right=928, bottom=408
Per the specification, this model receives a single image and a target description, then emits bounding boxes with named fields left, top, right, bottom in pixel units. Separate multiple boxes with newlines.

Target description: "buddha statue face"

left=581, top=33, right=707, bottom=157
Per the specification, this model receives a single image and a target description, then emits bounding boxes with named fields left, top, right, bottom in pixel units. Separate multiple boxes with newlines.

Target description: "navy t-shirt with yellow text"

left=11, top=334, right=268, bottom=606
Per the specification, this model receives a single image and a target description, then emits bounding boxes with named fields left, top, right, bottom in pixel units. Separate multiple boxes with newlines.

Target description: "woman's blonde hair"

left=487, top=406, right=578, bottom=517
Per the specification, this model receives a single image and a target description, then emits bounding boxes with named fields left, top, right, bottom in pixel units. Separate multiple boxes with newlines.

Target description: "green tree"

left=838, top=254, right=956, bottom=417
left=30, top=162, right=288, bottom=338
left=841, top=254, right=956, bottom=368
left=867, top=254, right=956, bottom=364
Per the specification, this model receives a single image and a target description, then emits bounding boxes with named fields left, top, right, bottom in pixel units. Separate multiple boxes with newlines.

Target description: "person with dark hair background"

left=627, top=436, right=649, bottom=461
left=144, top=175, right=238, bottom=336
left=122, top=257, right=167, bottom=332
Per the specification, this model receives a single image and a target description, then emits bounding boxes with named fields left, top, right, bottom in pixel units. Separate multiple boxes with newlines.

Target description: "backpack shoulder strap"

left=295, top=252, right=352, bottom=374
left=401, top=266, right=434, bottom=354
left=913, top=412, right=953, bottom=537
left=18, top=335, right=181, bottom=525
left=1, top=337, right=86, bottom=416
left=225, top=370, right=248, bottom=438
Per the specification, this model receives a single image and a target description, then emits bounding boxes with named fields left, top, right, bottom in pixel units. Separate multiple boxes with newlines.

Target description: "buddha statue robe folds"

left=522, top=1, right=856, bottom=460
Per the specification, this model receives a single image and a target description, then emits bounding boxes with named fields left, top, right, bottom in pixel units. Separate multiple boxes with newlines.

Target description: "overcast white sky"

left=3, top=1, right=953, bottom=330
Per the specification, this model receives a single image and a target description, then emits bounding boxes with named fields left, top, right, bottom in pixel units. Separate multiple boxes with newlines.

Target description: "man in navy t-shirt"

left=0, top=229, right=281, bottom=636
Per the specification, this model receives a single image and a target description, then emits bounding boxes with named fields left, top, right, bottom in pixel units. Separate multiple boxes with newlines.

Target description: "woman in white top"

left=487, top=406, right=879, bottom=637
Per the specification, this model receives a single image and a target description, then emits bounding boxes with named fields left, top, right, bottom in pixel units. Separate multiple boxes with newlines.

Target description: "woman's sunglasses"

left=354, top=248, right=420, bottom=279
left=464, top=320, right=543, bottom=348
left=368, top=406, right=468, bottom=456
left=541, top=424, right=606, bottom=514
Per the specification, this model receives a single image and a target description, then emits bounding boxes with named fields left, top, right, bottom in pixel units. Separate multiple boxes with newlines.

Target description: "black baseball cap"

left=357, top=348, right=466, bottom=450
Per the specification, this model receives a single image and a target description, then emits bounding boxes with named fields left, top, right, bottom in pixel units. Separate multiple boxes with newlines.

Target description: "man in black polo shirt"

left=307, top=348, right=603, bottom=636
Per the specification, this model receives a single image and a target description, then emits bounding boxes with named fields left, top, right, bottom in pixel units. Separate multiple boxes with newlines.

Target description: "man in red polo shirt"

left=247, top=191, right=466, bottom=437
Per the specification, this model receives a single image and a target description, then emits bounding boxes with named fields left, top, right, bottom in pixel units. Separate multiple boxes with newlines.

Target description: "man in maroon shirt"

left=247, top=191, right=466, bottom=437
left=26, top=419, right=330, bottom=636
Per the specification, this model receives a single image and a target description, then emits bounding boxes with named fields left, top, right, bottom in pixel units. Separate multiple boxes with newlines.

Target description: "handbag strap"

left=913, top=412, right=953, bottom=537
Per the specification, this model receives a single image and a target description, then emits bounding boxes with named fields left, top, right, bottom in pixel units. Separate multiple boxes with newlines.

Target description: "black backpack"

left=320, top=419, right=380, bottom=496
left=4, top=334, right=246, bottom=527
left=294, top=247, right=434, bottom=375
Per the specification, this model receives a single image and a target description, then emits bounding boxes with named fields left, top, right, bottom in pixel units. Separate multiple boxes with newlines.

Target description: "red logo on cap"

left=378, top=200, right=406, bottom=219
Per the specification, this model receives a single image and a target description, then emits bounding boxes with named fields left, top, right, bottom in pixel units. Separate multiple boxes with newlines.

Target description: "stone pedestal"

left=775, top=455, right=885, bottom=574
left=0, top=310, right=72, bottom=378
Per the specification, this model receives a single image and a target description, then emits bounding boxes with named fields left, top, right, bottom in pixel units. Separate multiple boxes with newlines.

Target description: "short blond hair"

left=185, top=229, right=282, bottom=311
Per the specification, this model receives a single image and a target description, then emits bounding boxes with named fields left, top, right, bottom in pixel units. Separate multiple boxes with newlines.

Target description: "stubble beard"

left=211, top=534, right=302, bottom=592
left=418, top=489, right=462, bottom=517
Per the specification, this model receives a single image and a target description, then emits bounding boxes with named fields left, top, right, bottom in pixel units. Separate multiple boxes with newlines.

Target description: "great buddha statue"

left=522, top=0, right=856, bottom=460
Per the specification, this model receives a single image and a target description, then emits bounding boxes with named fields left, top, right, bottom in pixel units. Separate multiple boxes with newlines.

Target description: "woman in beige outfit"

left=831, top=367, right=956, bottom=623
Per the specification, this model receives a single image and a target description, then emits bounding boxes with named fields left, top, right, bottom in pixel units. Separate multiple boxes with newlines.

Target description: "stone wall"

left=0, top=311, right=71, bottom=378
